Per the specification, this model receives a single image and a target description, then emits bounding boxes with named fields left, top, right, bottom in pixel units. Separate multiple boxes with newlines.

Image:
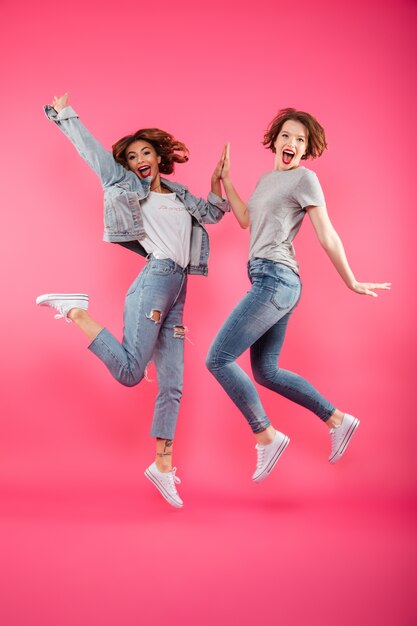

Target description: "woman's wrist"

left=52, top=104, right=67, bottom=114
left=211, top=178, right=222, bottom=196
left=221, top=175, right=233, bottom=188
left=346, top=277, right=358, bottom=290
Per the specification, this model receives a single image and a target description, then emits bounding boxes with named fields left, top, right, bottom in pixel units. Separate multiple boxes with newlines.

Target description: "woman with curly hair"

left=37, top=93, right=229, bottom=508
left=206, top=108, right=390, bottom=483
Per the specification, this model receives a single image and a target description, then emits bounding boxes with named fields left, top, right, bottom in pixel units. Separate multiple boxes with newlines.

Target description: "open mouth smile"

left=282, top=150, right=295, bottom=165
left=137, top=165, right=152, bottom=178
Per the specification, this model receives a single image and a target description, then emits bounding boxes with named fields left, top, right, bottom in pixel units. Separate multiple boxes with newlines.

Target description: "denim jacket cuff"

left=208, top=191, right=230, bottom=212
left=44, top=104, right=79, bottom=121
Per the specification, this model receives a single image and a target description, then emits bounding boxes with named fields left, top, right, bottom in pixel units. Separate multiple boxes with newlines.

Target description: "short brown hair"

left=263, top=108, right=327, bottom=160
left=112, top=128, right=189, bottom=174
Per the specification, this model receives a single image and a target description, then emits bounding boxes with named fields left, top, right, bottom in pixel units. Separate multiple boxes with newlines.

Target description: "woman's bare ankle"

left=155, top=457, right=173, bottom=473
left=255, top=425, right=276, bottom=446
left=67, top=307, right=88, bottom=321
left=326, top=409, right=344, bottom=429
left=155, top=438, right=174, bottom=472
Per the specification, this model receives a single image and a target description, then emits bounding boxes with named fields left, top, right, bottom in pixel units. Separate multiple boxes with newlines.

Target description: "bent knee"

left=119, top=377, right=140, bottom=388
left=206, top=347, right=219, bottom=372
left=206, top=351, right=235, bottom=374
left=252, top=367, right=273, bottom=386
left=116, top=370, right=144, bottom=388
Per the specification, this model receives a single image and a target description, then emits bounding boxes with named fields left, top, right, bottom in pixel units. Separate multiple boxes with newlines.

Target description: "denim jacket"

left=44, top=105, right=229, bottom=275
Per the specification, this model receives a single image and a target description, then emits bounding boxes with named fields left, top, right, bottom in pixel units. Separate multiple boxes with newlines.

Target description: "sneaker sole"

left=253, top=436, right=290, bottom=483
left=36, top=294, right=88, bottom=305
left=329, top=418, right=360, bottom=463
left=144, top=469, right=183, bottom=508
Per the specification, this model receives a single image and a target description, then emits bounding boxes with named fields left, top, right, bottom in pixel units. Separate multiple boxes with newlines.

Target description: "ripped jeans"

left=206, top=258, right=335, bottom=433
left=89, top=256, right=187, bottom=439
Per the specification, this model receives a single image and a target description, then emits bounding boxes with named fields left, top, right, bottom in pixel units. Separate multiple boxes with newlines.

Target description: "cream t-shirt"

left=140, top=191, right=192, bottom=268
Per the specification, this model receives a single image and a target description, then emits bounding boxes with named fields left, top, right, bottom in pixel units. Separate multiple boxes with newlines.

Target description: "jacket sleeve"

left=44, top=105, right=141, bottom=190
left=184, top=189, right=230, bottom=224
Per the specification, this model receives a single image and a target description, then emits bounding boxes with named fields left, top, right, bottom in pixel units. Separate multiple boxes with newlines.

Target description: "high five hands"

left=45, top=104, right=392, bottom=300
left=212, top=142, right=230, bottom=182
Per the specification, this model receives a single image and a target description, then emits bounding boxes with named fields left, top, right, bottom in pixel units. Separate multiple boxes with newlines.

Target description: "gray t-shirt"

left=247, top=167, right=325, bottom=274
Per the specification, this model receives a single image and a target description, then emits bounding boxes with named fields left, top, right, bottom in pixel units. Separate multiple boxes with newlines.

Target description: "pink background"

left=1, top=0, right=416, bottom=624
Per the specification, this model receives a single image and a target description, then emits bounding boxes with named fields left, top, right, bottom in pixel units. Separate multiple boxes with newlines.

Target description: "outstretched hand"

left=212, top=142, right=230, bottom=181
left=51, top=92, right=69, bottom=113
left=350, top=281, right=391, bottom=297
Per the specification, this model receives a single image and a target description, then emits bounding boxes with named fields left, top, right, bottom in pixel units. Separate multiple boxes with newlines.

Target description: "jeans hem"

left=251, top=420, right=272, bottom=434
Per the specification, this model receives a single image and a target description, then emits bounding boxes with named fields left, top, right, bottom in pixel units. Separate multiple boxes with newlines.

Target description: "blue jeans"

left=206, top=258, right=335, bottom=433
left=89, top=257, right=187, bottom=440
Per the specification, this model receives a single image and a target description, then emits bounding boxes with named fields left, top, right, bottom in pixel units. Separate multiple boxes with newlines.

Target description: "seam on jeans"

left=254, top=367, right=334, bottom=422
left=171, top=272, right=187, bottom=307
left=133, top=271, right=147, bottom=371
left=215, top=364, right=269, bottom=432
left=210, top=289, right=259, bottom=370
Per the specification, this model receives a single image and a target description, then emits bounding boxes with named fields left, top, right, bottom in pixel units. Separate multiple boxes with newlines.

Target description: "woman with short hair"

left=207, top=108, right=390, bottom=482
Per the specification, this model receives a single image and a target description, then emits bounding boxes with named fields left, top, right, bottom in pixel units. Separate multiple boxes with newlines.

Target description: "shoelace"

left=54, top=313, right=72, bottom=324
left=255, top=445, right=266, bottom=469
left=171, top=467, right=181, bottom=485
left=330, top=426, right=342, bottom=450
left=47, top=301, right=73, bottom=323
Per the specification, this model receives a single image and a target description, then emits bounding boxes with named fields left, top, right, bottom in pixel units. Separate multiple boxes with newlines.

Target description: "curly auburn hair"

left=112, top=128, right=189, bottom=175
left=263, top=108, right=327, bottom=160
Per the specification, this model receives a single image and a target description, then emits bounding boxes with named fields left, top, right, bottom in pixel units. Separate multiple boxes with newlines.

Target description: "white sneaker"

left=36, top=293, right=89, bottom=322
left=252, top=430, right=290, bottom=483
left=144, top=462, right=183, bottom=508
left=329, top=414, right=360, bottom=463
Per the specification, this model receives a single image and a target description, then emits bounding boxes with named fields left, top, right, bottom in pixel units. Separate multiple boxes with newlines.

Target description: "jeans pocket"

left=148, top=260, right=175, bottom=276
left=270, top=277, right=300, bottom=310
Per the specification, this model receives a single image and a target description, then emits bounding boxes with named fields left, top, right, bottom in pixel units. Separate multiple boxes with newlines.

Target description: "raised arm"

left=180, top=145, right=231, bottom=225
left=217, top=143, right=249, bottom=229
left=44, top=93, right=137, bottom=189
left=307, top=205, right=391, bottom=297
left=51, top=93, right=69, bottom=114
